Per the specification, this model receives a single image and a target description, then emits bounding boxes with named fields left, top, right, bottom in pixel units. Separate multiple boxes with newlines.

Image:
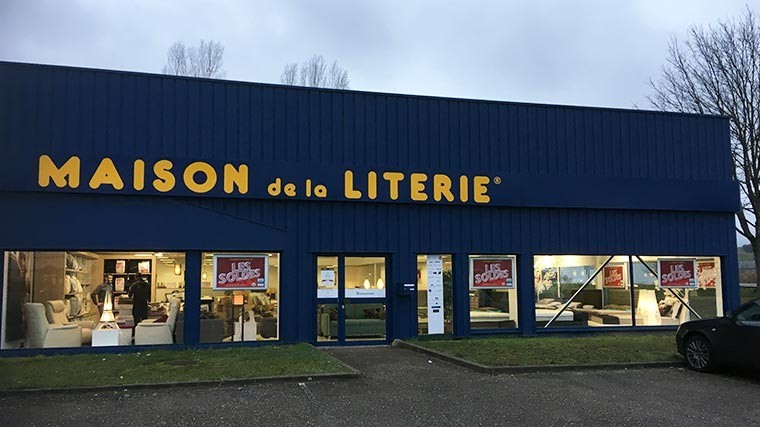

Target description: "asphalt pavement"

left=1, top=346, right=759, bottom=426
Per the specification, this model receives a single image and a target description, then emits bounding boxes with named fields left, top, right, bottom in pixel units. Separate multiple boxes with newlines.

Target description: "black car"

left=676, top=297, right=760, bottom=372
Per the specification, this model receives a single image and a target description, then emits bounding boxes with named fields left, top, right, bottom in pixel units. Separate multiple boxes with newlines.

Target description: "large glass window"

left=469, top=255, right=518, bottom=330
left=344, top=257, right=386, bottom=341
left=2, top=251, right=185, bottom=349
left=200, top=252, right=280, bottom=343
left=633, top=256, right=722, bottom=325
left=315, top=255, right=387, bottom=343
left=316, top=303, right=338, bottom=342
left=344, top=302, right=386, bottom=341
left=344, top=257, right=386, bottom=298
left=534, top=255, right=724, bottom=329
left=316, top=256, right=338, bottom=299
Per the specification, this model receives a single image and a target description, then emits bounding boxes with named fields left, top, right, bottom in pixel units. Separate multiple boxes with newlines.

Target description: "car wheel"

left=684, top=334, right=713, bottom=372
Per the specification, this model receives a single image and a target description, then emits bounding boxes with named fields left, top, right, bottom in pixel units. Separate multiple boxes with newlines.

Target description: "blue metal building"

left=0, top=61, right=740, bottom=353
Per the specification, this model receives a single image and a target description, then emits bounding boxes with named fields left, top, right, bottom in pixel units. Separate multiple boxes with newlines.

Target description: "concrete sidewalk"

left=1, top=346, right=759, bottom=426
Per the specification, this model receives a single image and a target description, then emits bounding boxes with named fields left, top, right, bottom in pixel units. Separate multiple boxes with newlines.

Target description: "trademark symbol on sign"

left=493, top=177, right=502, bottom=184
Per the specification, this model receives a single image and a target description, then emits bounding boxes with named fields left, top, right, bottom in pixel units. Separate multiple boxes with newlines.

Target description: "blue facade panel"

left=0, top=61, right=741, bottom=348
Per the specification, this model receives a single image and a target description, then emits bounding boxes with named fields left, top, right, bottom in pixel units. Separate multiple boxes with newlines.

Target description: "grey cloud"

left=0, top=0, right=751, bottom=109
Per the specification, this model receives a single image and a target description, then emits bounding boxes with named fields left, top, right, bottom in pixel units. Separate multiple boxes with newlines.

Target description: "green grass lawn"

left=0, top=344, right=351, bottom=390
left=412, top=334, right=681, bottom=367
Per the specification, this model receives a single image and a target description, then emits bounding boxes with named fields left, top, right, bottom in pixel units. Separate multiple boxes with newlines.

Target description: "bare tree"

left=280, top=55, right=350, bottom=89
left=162, top=42, right=188, bottom=76
left=650, top=8, right=760, bottom=290
left=299, top=55, right=328, bottom=87
left=281, top=63, right=299, bottom=85
left=162, top=39, right=226, bottom=79
left=328, top=61, right=350, bottom=89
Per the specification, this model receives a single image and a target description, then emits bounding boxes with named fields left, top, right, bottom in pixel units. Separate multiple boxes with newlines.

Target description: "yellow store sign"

left=37, top=154, right=494, bottom=204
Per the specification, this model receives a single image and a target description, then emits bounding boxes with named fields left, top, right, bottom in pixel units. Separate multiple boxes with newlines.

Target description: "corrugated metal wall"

left=0, top=62, right=740, bottom=344
left=0, top=62, right=733, bottom=181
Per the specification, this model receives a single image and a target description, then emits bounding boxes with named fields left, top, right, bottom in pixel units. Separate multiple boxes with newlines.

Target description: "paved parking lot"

left=1, top=346, right=759, bottom=426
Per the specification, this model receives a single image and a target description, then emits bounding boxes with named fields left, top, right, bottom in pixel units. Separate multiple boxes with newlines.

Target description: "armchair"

left=255, top=315, right=277, bottom=339
left=45, top=300, right=94, bottom=344
left=24, top=303, right=82, bottom=348
left=134, top=299, right=179, bottom=345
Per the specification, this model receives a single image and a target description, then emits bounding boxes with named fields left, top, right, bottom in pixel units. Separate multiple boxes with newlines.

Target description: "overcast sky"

left=0, top=0, right=752, bottom=108
left=0, top=0, right=753, bottom=245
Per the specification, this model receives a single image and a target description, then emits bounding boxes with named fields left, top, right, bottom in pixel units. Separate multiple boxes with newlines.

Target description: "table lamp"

left=96, top=289, right=120, bottom=330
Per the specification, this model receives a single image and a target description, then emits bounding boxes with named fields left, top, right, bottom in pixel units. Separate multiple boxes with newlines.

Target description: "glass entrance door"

left=316, top=255, right=388, bottom=344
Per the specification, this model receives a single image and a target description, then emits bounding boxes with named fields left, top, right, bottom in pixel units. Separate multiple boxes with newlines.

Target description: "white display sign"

left=345, top=288, right=385, bottom=298
left=320, top=269, right=336, bottom=286
left=318, top=269, right=338, bottom=298
left=318, top=288, right=339, bottom=298
left=426, top=255, right=445, bottom=335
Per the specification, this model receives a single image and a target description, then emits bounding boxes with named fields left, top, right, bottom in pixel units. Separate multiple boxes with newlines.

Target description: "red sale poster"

left=213, top=255, right=268, bottom=290
left=470, top=257, right=516, bottom=289
left=697, top=260, right=717, bottom=289
left=603, top=265, right=626, bottom=289
left=658, top=259, right=697, bottom=289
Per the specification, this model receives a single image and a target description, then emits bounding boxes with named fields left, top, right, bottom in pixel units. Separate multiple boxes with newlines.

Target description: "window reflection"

left=534, top=255, right=723, bottom=328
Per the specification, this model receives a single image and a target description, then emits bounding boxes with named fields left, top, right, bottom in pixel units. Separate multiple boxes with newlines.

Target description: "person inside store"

left=128, top=273, right=151, bottom=325
left=91, top=274, right=113, bottom=315
left=5, top=252, right=31, bottom=344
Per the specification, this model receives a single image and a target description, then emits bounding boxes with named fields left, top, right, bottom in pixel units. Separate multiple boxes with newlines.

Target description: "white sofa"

left=24, top=303, right=82, bottom=348
left=45, top=300, right=94, bottom=344
left=134, top=299, right=179, bottom=345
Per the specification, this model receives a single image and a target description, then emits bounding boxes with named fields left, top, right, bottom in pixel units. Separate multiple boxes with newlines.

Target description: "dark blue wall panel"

left=0, top=61, right=739, bottom=211
left=0, top=61, right=742, bottom=346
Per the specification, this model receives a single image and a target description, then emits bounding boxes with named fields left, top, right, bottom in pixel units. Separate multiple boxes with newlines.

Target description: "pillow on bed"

left=567, top=302, right=582, bottom=309
left=549, top=301, right=562, bottom=307
left=537, top=298, right=556, bottom=305
left=535, top=304, right=557, bottom=309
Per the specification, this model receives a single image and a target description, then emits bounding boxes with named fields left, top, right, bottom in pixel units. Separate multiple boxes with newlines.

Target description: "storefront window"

left=316, top=256, right=338, bottom=299
left=345, top=303, right=386, bottom=341
left=200, top=252, right=280, bottom=343
left=535, top=255, right=629, bottom=328
left=344, top=257, right=386, bottom=298
left=417, top=255, right=453, bottom=335
left=534, top=255, right=724, bottom=329
left=633, top=256, right=722, bottom=325
left=344, top=257, right=386, bottom=341
left=317, top=303, right=338, bottom=342
left=2, top=251, right=185, bottom=349
left=469, top=255, right=518, bottom=330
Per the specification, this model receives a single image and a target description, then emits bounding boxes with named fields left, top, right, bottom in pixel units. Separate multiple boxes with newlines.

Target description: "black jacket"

left=128, top=279, right=151, bottom=313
